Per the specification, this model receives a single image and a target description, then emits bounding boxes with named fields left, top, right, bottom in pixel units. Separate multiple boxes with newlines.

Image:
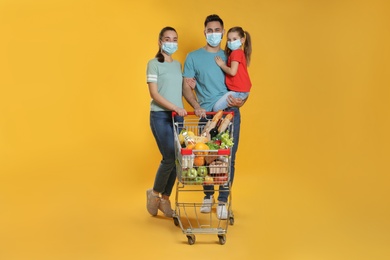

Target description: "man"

left=182, top=14, right=246, bottom=219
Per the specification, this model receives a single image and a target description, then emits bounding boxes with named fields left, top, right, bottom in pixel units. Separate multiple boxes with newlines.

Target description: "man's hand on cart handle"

left=194, top=107, right=207, bottom=118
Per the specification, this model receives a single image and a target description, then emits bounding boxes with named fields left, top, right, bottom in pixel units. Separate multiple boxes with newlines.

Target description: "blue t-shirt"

left=183, top=48, right=227, bottom=111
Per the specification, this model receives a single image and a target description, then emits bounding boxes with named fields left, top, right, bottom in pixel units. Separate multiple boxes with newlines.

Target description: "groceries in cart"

left=178, top=110, right=234, bottom=149
left=172, top=111, right=235, bottom=245
left=174, top=110, right=234, bottom=186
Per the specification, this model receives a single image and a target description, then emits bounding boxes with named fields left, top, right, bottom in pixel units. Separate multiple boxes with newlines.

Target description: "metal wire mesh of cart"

left=172, top=112, right=235, bottom=245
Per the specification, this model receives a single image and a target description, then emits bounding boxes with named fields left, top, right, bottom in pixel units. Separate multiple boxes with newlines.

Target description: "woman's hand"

left=185, top=78, right=197, bottom=90
left=174, top=107, right=187, bottom=117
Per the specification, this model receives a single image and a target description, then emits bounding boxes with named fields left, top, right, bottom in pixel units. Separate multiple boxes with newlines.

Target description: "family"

left=146, top=14, right=252, bottom=220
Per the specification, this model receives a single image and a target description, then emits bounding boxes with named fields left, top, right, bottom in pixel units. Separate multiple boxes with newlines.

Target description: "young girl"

left=146, top=27, right=187, bottom=217
left=214, top=27, right=252, bottom=111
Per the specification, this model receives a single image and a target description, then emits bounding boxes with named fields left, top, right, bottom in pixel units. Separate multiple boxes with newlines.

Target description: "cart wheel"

left=173, top=216, right=179, bottom=226
left=229, top=216, right=234, bottom=225
left=218, top=235, right=226, bottom=245
left=187, top=235, right=196, bottom=245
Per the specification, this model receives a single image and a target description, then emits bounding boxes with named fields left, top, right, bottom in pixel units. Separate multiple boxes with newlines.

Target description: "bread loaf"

left=201, top=110, right=223, bottom=135
left=218, top=113, right=233, bottom=133
left=212, top=110, right=224, bottom=122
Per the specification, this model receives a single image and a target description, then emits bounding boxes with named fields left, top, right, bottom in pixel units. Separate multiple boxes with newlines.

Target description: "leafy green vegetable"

left=220, top=132, right=234, bottom=148
left=206, top=141, right=220, bottom=150
left=208, top=131, right=234, bottom=149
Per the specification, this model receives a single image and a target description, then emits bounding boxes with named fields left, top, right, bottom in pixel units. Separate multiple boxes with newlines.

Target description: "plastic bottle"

left=182, top=130, right=195, bottom=146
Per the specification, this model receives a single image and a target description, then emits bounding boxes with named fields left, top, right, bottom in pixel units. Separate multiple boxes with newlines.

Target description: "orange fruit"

left=194, top=142, right=209, bottom=155
left=194, top=156, right=205, bottom=166
left=186, top=143, right=196, bottom=150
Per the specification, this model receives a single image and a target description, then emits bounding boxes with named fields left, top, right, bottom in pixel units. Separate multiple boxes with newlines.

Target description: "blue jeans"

left=213, top=91, right=249, bottom=112
left=203, top=107, right=241, bottom=203
left=150, top=111, right=183, bottom=197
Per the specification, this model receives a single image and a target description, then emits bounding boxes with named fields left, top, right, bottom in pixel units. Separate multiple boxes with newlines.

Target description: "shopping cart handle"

left=180, top=148, right=231, bottom=155
left=172, top=111, right=233, bottom=117
left=172, top=111, right=206, bottom=117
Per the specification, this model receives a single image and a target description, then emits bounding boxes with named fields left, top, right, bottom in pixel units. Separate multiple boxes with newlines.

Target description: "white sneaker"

left=217, top=203, right=228, bottom=220
left=200, top=196, right=214, bottom=213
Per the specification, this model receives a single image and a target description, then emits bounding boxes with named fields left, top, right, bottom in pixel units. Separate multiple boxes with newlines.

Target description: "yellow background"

left=1, top=0, right=389, bottom=259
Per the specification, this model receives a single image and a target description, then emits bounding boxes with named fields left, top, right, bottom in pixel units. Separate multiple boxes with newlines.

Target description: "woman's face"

left=160, top=30, right=178, bottom=46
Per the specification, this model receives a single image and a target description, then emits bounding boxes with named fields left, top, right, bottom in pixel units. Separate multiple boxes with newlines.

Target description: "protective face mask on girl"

left=206, top=33, right=222, bottom=47
left=162, top=42, right=178, bottom=55
left=227, top=39, right=242, bottom=51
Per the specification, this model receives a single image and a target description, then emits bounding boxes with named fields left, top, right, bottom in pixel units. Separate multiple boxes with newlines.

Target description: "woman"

left=146, top=27, right=187, bottom=217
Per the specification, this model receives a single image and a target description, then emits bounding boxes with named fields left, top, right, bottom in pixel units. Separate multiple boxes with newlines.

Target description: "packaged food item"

left=208, top=160, right=228, bottom=174
left=182, top=154, right=195, bottom=168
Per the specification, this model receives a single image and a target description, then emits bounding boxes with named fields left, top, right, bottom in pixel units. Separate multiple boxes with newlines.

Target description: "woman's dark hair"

left=155, top=26, right=177, bottom=63
left=225, top=27, right=252, bottom=66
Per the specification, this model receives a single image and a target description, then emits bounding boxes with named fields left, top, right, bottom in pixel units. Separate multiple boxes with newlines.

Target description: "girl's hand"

left=215, top=56, right=225, bottom=67
left=185, top=78, right=197, bottom=90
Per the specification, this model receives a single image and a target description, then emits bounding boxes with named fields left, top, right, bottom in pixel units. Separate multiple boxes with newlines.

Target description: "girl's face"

left=159, top=30, right=178, bottom=46
left=227, top=31, right=244, bottom=45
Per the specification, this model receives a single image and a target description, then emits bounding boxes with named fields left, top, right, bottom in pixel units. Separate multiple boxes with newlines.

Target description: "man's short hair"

left=204, top=14, right=224, bottom=28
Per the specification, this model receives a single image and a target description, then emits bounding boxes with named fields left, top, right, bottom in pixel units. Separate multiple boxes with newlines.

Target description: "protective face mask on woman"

left=206, top=33, right=222, bottom=47
left=227, top=39, right=242, bottom=51
left=162, top=42, right=178, bottom=55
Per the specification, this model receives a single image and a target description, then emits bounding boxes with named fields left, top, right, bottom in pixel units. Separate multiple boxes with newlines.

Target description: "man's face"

left=204, top=21, right=224, bottom=36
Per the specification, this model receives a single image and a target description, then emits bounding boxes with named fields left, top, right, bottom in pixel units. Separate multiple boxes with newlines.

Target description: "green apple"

left=187, top=168, right=197, bottom=179
left=195, top=176, right=204, bottom=184
left=197, top=166, right=208, bottom=177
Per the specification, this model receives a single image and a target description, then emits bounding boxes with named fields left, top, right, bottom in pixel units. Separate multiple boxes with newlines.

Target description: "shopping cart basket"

left=172, top=111, right=235, bottom=245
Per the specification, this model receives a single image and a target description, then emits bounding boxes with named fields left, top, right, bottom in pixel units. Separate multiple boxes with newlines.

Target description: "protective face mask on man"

left=227, top=39, right=242, bottom=51
left=206, top=33, right=222, bottom=47
left=162, top=42, right=178, bottom=55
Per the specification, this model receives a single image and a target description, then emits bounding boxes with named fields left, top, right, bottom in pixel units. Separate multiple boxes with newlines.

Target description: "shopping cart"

left=172, top=111, right=234, bottom=245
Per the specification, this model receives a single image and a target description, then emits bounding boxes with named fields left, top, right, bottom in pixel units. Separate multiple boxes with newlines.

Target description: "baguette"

left=201, top=110, right=223, bottom=135
left=212, top=110, right=224, bottom=122
left=200, top=120, right=212, bottom=136
left=218, top=113, right=233, bottom=133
